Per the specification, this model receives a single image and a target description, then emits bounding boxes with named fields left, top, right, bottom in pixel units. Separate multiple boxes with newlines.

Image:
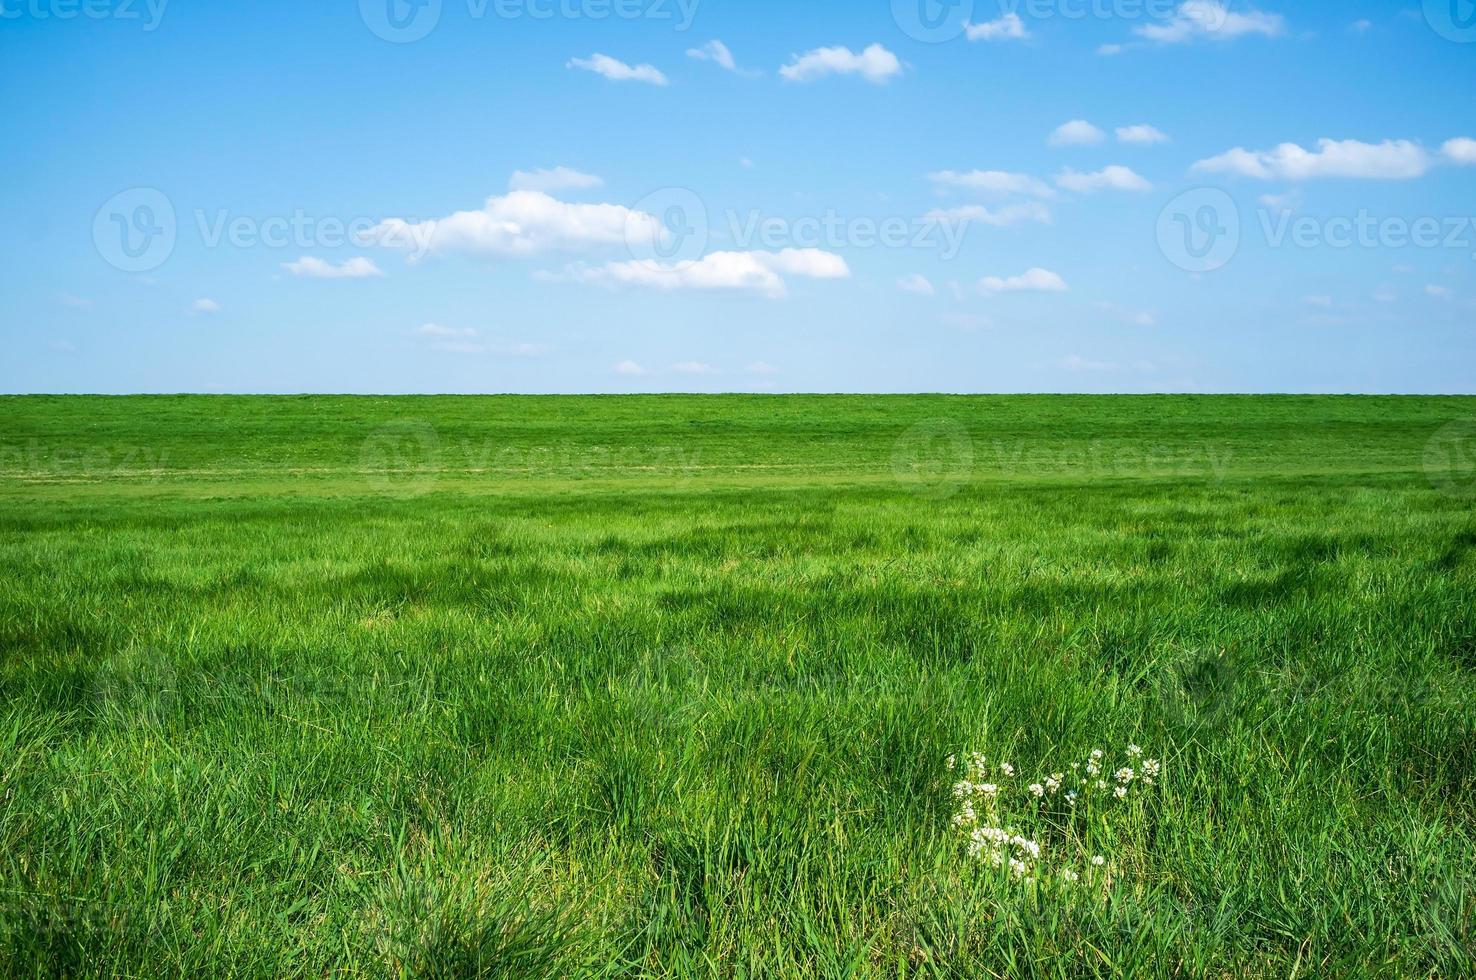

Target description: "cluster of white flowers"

left=965, top=825, right=1042, bottom=878
left=946, top=743, right=1163, bottom=888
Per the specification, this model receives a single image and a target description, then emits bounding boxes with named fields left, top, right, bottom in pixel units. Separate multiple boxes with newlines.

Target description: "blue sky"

left=4, top=0, right=1475, bottom=394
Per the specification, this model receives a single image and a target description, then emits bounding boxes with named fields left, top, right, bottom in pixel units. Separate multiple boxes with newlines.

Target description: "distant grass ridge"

left=0, top=395, right=1473, bottom=976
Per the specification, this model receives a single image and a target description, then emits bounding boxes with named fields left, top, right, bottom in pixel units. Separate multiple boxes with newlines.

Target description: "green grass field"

left=2, top=395, right=1475, bottom=977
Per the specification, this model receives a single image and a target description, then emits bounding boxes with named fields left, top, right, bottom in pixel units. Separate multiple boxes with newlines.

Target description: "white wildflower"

left=947, top=742, right=1160, bottom=887
left=1012, top=837, right=1041, bottom=859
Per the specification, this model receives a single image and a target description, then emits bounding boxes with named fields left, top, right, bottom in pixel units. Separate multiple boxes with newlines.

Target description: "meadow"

left=1, top=394, right=1473, bottom=977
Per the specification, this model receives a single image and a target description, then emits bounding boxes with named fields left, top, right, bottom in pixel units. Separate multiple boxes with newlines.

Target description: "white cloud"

left=980, top=267, right=1068, bottom=294
left=191, top=298, right=221, bottom=314
left=1116, top=124, right=1170, bottom=145
left=1443, top=138, right=1476, bottom=165
left=1258, top=190, right=1302, bottom=210
left=897, top=274, right=935, bottom=295
left=1302, top=295, right=1334, bottom=308
left=1350, top=19, right=1371, bottom=33
left=756, top=248, right=850, bottom=278
left=1193, top=139, right=1432, bottom=180
left=925, top=202, right=1052, bottom=227
left=747, top=361, right=779, bottom=374
left=614, top=360, right=646, bottom=375
left=1055, top=165, right=1152, bottom=193
left=927, top=169, right=1055, bottom=198
left=572, top=248, right=850, bottom=299
left=1427, top=284, right=1453, bottom=299
left=1098, top=43, right=1125, bottom=55
left=413, top=324, right=546, bottom=356
left=1048, top=120, right=1106, bottom=147
left=965, top=13, right=1029, bottom=41
left=417, top=323, right=477, bottom=339
left=1096, top=301, right=1156, bottom=326
left=672, top=361, right=715, bottom=374
left=366, top=191, right=661, bottom=259
left=687, top=40, right=735, bottom=69
left=282, top=256, right=385, bottom=278
left=1373, top=287, right=1398, bottom=303
left=1135, top=2, right=1285, bottom=43
left=59, top=293, right=92, bottom=310
left=779, top=44, right=901, bottom=84
left=508, top=167, right=604, bottom=193
left=1061, top=354, right=1119, bottom=372
left=688, top=40, right=756, bottom=75
left=567, top=53, right=668, bottom=86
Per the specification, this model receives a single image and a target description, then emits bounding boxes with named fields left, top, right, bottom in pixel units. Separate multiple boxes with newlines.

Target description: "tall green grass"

left=1, top=395, right=1473, bottom=976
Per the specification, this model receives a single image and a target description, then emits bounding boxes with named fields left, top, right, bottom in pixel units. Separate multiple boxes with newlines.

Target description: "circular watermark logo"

left=892, top=0, right=975, bottom=43
left=92, top=188, right=176, bottom=273
left=891, top=418, right=974, bottom=499
left=1424, top=0, right=1476, bottom=42
left=360, top=420, right=442, bottom=496
left=625, top=187, right=709, bottom=265
left=93, top=648, right=179, bottom=728
left=1424, top=419, right=1476, bottom=497
left=360, top=0, right=442, bottom=43
left=1156, top=187, right=1240, bottom=274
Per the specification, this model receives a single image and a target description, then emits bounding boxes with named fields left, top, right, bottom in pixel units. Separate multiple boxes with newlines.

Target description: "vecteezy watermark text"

left=0, top=441, right=170, bottom=482
left=359, top=0, right=699, bottom=43
left=625, top=188, right=972, bottom=264
left=1257, top=211, right=1476, bottom=253
left=1158, top=188, right=1476, bottom=274
left=890, top=419, right=1233, bottom=499
left=92, top=184, right=965, bottom=275
left=91, top=187, right=439, bottom=272
left=893, top=0, right=1188, bottom=43
left=0, top=0, right=167, bottom=29
left=359, top=420, right=705, bottom=496
left=727, top=209, right=970, bottom=259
